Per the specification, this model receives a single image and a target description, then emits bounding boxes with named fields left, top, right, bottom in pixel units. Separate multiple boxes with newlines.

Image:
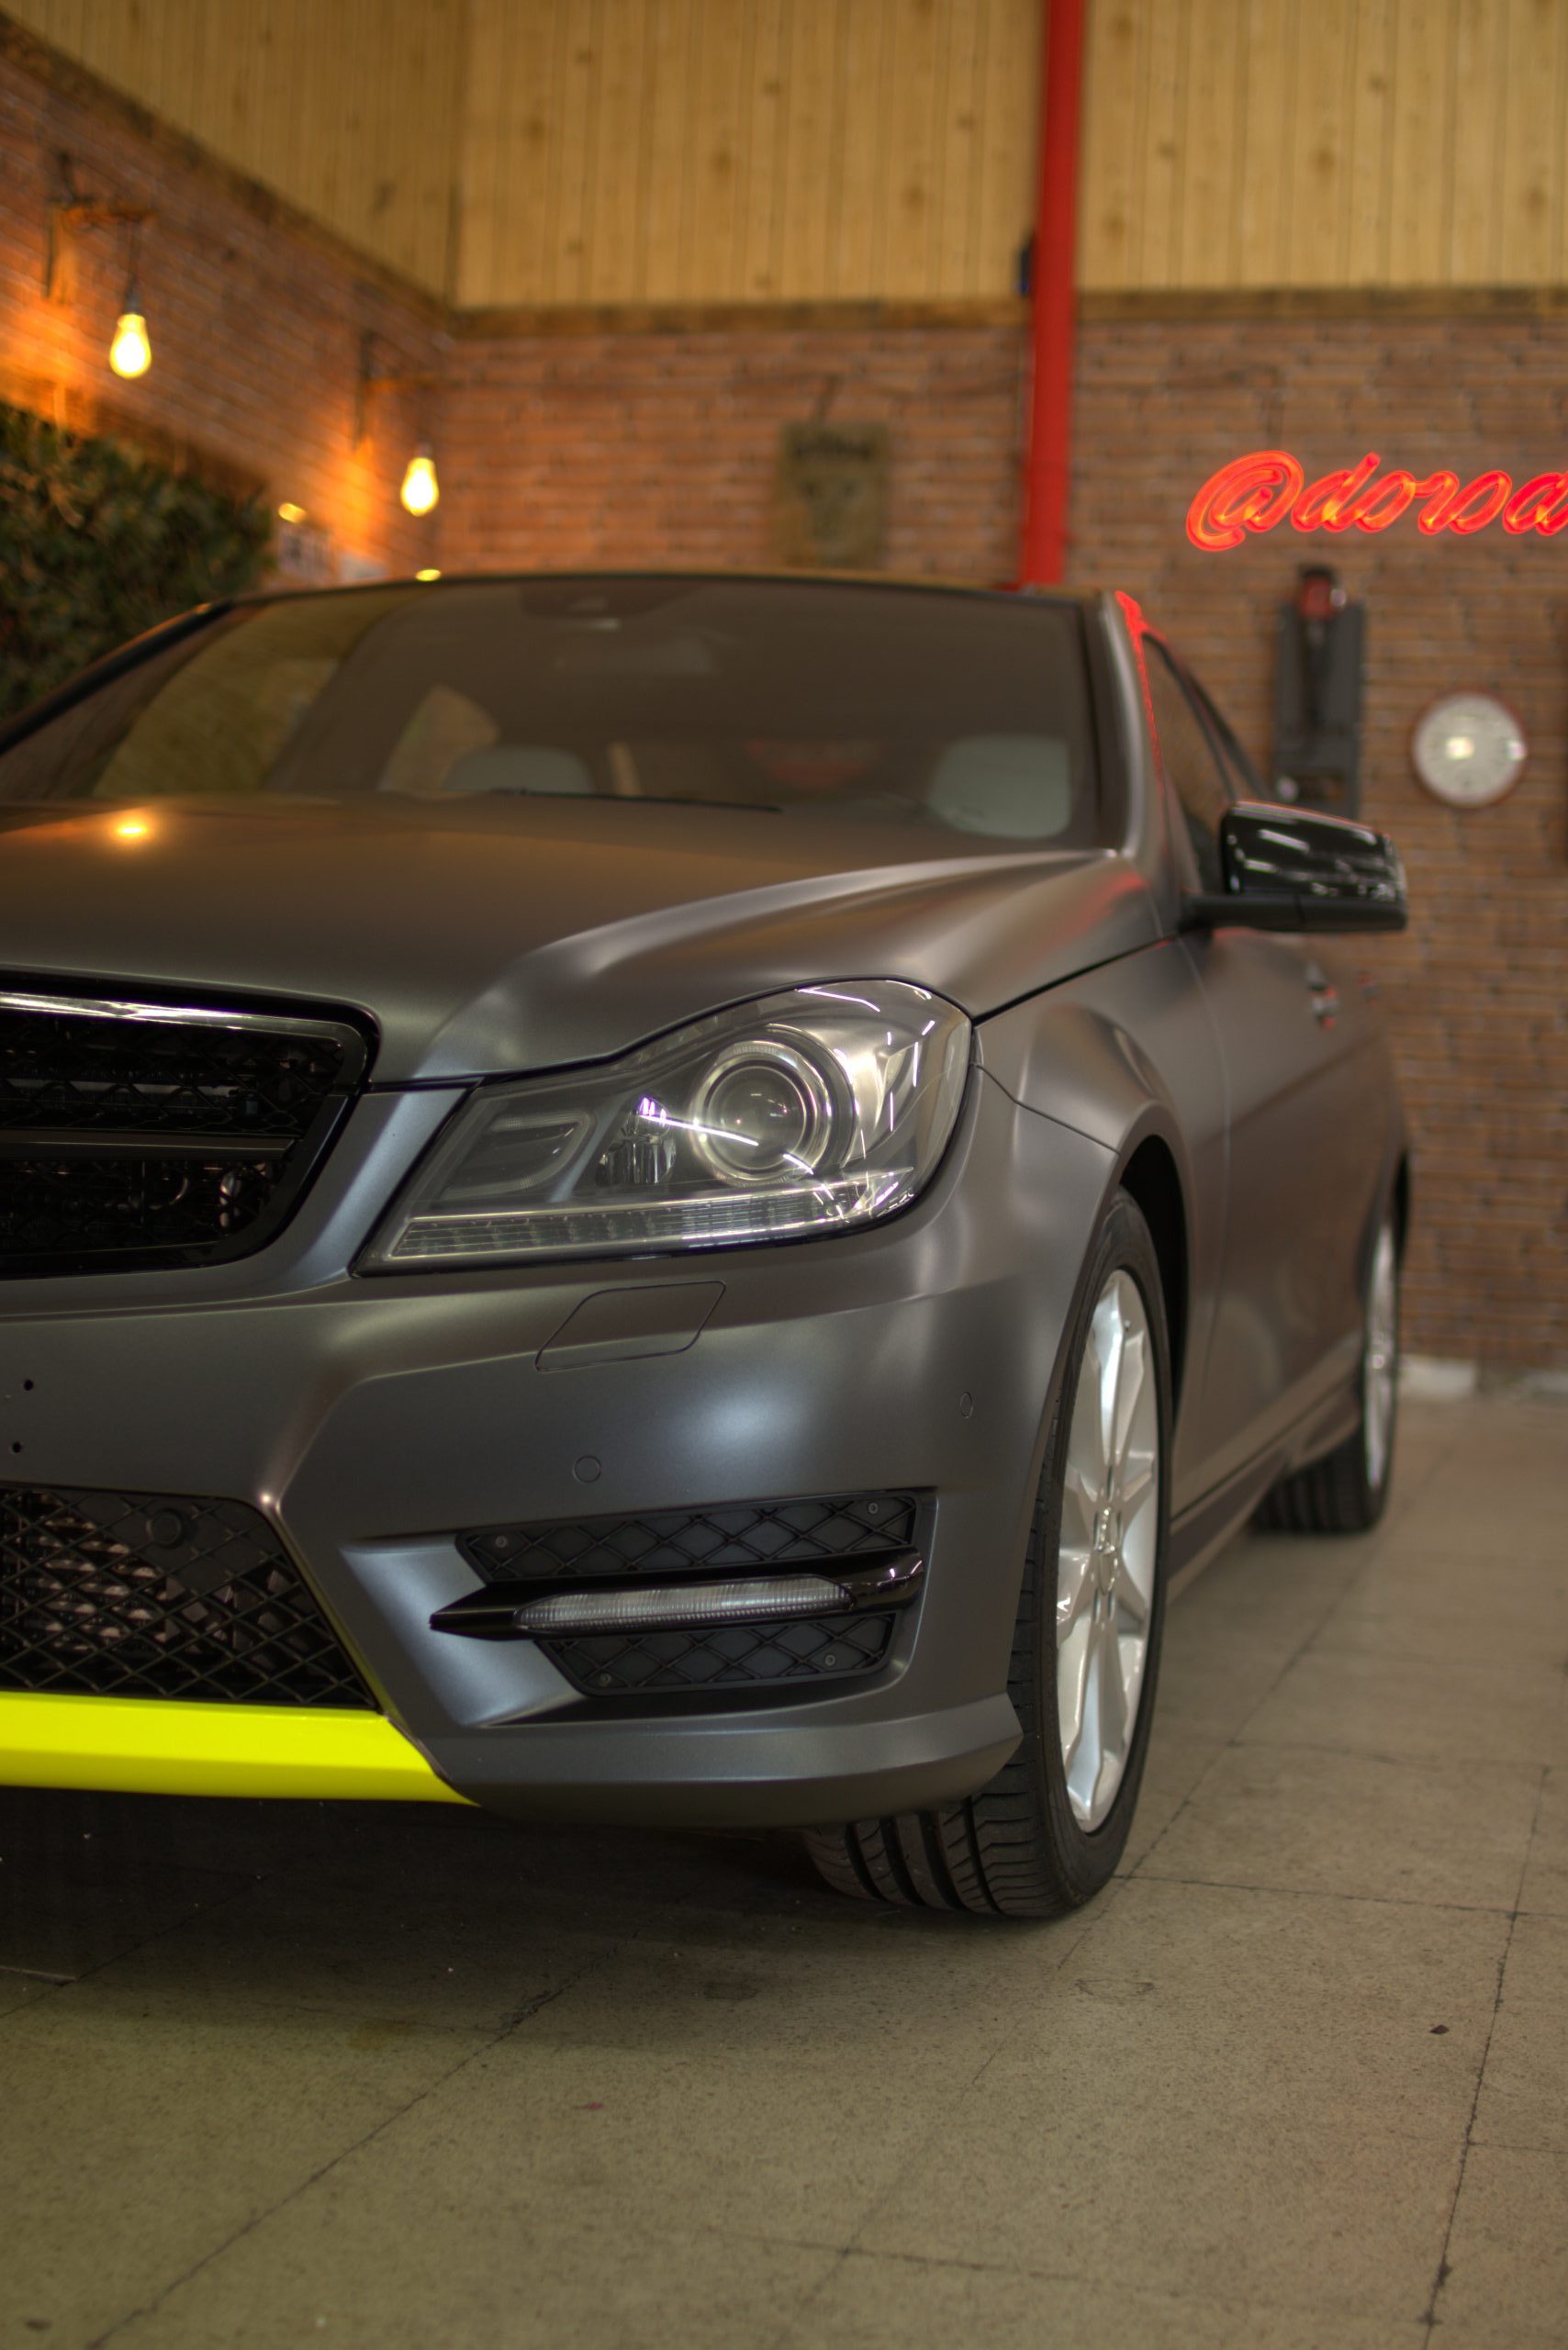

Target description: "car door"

left=1141, top=637, right=1385, bottom=1493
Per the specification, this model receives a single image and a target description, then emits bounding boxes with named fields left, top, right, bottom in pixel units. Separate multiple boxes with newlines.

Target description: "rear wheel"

left=1256, top=1212, right=1400, bottom=1535
left=804, top=1192, right=1170, bottom=1919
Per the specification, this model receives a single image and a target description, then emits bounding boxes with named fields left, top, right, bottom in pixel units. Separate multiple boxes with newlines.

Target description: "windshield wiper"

left=485, top=791, right=785, bottom=813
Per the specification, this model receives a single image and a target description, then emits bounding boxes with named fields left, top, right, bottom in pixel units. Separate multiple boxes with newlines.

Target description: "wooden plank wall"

left=454, top=0, right=1568, bottom=306
left=5, top=0, right=467, bottom=293
left=455, top=0, right=1043, bottom=305
left=1080, top=0, right=1568, bottom=290
left=10, top=1, right=1568, bottom=304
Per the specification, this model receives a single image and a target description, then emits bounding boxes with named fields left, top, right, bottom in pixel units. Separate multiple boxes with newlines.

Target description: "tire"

left=1256, top=1212, right=1400, bottom=1536
left=803, top=1191, right=1171, bottom=1920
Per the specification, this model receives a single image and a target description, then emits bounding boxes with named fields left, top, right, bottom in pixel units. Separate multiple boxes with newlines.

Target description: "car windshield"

left=0, top=576, right=1103, bottom=845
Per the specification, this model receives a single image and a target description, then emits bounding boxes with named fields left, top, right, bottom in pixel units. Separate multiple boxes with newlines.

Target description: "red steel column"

left=1018, top=0, right=1086, bottom=586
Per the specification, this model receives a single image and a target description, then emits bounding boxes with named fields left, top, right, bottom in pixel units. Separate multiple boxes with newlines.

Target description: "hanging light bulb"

left=109, top=229, right=151, bottom=379
left=400, top=443, right=439, bottom=516
left=109, top=298, right=151, bottom=379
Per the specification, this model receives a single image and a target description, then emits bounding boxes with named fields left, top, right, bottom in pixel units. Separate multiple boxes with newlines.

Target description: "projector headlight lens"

left=689, top=1038, right=839, bottom=1186
left=363, top=980, right=970, bottom=1269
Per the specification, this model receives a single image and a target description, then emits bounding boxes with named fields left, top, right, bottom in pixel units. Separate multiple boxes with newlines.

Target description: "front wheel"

left=1256, top=1211, right=1400, bottom=1536
left=804, top=1192, right=1171, bottom=1919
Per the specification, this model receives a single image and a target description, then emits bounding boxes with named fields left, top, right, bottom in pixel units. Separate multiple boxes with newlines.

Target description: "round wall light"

left=1411, top=693, right=1527, bottom=808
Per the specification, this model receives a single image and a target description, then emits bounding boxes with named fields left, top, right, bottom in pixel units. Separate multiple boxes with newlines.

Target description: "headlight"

left=362, top=981, right=971, bottom=1270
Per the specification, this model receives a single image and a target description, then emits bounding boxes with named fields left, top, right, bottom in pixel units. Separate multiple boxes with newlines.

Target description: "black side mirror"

left=1182, top=802, right=1407, bottom=934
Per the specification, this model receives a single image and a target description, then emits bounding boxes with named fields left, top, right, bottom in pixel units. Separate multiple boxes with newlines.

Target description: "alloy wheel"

left=1056, top=1269, right=1160, bottom=1831
left=1364, top=1222, right=1398, bottom=1493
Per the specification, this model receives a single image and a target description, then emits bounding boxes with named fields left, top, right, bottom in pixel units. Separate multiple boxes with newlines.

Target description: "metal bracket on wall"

left=44, top=155, right=153, bottom=301
left=45, top=203, right=155, bottom=301
left=354, top=330, right=440, bottom=447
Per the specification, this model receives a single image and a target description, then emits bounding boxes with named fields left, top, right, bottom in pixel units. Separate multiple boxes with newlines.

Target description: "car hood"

left=0, top=797, right=1160, bottom=1081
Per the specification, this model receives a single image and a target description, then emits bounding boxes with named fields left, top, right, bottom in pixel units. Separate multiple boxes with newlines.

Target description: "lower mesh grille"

left=464, top=1492, right=918, bottom=1583
left=543, top=1610, right=892, bottom=1695
left=0, top=1483, right=373, bottom=1707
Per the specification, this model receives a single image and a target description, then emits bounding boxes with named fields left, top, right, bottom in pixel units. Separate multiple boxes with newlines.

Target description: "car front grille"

left=0, top=1483, right=374, bottom=1708
left=0, top=989, right=371, bottom=1276
left=463, top=1492, right=919, bottom=1583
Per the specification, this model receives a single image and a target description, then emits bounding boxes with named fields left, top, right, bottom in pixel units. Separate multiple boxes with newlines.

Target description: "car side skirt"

left=1167, top=1376, right=1361, bottom=1596
left=0, top=1692, right=472, bottom=1805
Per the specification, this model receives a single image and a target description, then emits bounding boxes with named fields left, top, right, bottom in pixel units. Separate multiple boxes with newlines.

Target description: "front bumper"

left=0, top=1689, right=469, bottom=1803
left=0, top=1072, right=1114, bottom=1828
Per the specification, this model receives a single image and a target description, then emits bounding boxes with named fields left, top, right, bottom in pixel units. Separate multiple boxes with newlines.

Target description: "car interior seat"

left=444, top=744, right=595, bottom=796
left=925, top=735, right=1073, bottom=838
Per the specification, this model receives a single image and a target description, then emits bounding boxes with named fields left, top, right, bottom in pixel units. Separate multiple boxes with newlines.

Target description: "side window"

left=1142, top=642, right=1233, bottom=892
left=1189, top=675, right=1263, bottom=802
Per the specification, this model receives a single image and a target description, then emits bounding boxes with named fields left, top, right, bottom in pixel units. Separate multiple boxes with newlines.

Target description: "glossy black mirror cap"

left=1180, top=889, right=1406, bottom=934
left=1182, top=800, right=1407, bottom=934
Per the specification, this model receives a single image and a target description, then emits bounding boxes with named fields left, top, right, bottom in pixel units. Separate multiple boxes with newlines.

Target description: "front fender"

left=976, top=942, right=1228, bottom=1515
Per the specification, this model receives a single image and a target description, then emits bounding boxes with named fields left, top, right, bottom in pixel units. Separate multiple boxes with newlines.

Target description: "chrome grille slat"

left=0, top=1129, right=297, bottom=1158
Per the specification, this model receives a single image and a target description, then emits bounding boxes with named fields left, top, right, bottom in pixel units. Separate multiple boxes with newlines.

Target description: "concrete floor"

left=1, top=1394, right=1565, bottom=2350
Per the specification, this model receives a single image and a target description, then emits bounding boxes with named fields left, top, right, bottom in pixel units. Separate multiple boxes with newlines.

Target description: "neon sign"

left=1186, top=449, right=1568, bottom=550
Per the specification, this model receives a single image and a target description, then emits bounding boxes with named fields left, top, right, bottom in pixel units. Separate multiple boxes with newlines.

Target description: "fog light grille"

left=464, top=1492, right=918, bottom=1583
left=544, top=1611, right=891, bottom=1695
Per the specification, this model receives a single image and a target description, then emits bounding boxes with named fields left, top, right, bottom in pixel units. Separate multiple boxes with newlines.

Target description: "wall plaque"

left=772, top=422, right=890, bottom=569
left=274, top=511, right=335, bottom=587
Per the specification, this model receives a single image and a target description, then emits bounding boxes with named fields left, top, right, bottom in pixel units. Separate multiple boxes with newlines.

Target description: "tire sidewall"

left=1018, top=1191, right=1173, bottom=1905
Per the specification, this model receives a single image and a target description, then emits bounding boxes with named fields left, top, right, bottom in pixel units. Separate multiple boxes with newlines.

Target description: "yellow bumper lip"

left=0, top=1691, right=471, bottom=1804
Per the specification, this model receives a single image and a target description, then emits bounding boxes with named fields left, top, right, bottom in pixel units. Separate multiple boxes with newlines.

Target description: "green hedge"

left=0, top=399, right=271, bottom=722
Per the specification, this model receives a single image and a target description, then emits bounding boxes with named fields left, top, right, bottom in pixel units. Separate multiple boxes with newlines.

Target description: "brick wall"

left=1070, top=313, right=1568, bottom=1371
left=0, top=19, right=446, bottom=578
left=441, top=319, right=1026, bottom=585
left=442, top=309, right=1567, bottom=1371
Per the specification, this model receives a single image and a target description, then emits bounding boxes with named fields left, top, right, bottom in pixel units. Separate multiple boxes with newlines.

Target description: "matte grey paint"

left=0, top=799, right=1159, bottom=1083
left=536, top=1281, right=726, bottom=1369
left=0, top=578, right=1406, bottom=1828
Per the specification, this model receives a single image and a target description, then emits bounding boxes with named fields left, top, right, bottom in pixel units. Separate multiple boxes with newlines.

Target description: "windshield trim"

left=0, top=603, right=232, bottom=760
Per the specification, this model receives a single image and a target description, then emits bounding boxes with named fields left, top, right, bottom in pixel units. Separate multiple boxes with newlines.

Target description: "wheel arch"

left=1392, top=1151, right=1411, bottom=1260
left=975, top=975, right=1208, bottom=1437
left=1115, top=1131, right=1191, bottom=1420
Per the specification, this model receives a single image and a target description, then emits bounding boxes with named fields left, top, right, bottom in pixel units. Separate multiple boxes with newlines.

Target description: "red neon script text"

left=1186, top=450, right=1568, bottom=549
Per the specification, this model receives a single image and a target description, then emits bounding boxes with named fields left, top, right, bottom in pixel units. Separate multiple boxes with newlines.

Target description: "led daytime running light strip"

left=430, top=1551, right=925, bottom=1640
left=385, top=1169, right=907, bottom=1263
left=514, top=1574, right=848, bottom=1634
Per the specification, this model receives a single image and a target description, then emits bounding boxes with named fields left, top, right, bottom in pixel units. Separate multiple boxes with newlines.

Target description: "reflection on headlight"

left=362, top=979, right=970, bottom=1270
left=380, top=1172, right=908, bottom=1261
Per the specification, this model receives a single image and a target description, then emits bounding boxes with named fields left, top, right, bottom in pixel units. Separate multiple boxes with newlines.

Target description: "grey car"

left=0, top=574, right=1406, bottom=1918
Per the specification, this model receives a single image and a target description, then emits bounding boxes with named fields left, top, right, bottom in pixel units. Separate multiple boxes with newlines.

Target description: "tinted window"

left=1187, top=673, right=1261, bottom=801
left=1143, top=641, right=1233, bottom=890
left=0, top=578, right=1106, bottom=847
